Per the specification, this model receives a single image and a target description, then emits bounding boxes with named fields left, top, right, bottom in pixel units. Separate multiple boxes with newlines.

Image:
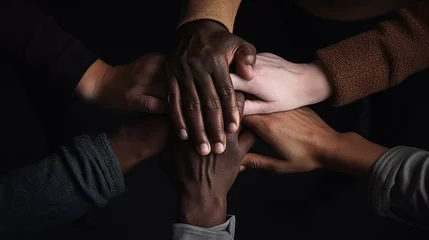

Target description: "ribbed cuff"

left=173, top=215, right=236, bottom=240
left=90, top=133, right=125, bottom=197
left=369, top=146, right=417, bottom=216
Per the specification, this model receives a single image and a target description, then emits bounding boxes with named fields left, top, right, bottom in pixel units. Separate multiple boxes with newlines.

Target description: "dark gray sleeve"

left=0, top=133, right=125, bottom=234
left=173, top=215, right=236, bottom=240
left=370, top=146, right=429, bottom=228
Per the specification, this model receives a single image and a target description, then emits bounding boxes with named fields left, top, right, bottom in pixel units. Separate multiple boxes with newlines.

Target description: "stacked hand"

left=167, top=20, right=257, bottom=156
left=165, top=91, right=255, bottom=227
left=231, top=53, right=333, bottom=115
left=76, top=52, right=171, bottom=173
left=241, top=107, right=387, bottom=178
left=77, top=53, right=167, bottom=113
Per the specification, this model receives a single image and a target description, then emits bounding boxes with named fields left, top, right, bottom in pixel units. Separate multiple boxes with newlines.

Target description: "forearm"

left=0, top=2, right=97, bottom=93
left=324, top=132, right=388, bottom=179
left=178, top=0, right=242, bottom=32
left=0, top=134, right=124, bottom=234
left=316, top=0, right=429, bottom=106
left=325, top=133, right=429, bottom=227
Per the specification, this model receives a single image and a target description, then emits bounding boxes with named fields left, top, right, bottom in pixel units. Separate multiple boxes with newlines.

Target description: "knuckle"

left=248, top=157, right=259, bottom=169
left=143, top=98, right=155, bottom=111
left=167, top=93, right=179, bottom=105
left=185, top=100, right=201, bottom=112
left=242, top=53, right=256, bottom=65
left=203, top=98, right=221, bottom=111
left=218, top=85, right=234, bottom=98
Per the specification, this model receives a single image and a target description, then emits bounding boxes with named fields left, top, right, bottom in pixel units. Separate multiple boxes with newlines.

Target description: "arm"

left=0, top=1, right=97, bottom=92
left=168, top=0, right=255, bottom=156
left=0, top=115, right=169, bottom=234
left=316, top=0, right=429, bottom=106
left=165, top=92, right=254, bottom=240
left=242, top=109, right=429, bottom=228
left=0, top=134, right=125, bottom=234
left=178, top=0, right=242, bottom=32
left=327, top=134, right=429, bottom=228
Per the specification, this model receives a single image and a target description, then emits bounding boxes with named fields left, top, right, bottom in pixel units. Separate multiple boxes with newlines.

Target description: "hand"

left=231, top=53, right=332, bottom=115
left=241, top=107, right=388, bottom=178
left=241, top=107, right=338, bottom=173
left=167, top=19, right=257, bottom=155
left=107, top=115, right=170, bottom=173
left=165, top=91, right=255, bottom=227
left=77, top=53, right=167, bottom=113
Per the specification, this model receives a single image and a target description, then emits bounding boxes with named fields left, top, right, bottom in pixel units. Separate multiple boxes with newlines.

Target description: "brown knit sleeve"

left=178, top=0, right=242, bottom=32
left=316, top=0, right=429, bottom=106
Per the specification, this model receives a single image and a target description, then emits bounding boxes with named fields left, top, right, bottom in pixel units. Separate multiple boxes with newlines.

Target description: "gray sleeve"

left=0, top=133, right=125, bottom=234
left=370, top=146, right=429, bottom=228
left=173, top=215, right=236, bottom=240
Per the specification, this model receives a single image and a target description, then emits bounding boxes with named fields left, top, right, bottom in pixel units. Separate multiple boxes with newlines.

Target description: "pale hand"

left=231, top=53, right=332, bottom=115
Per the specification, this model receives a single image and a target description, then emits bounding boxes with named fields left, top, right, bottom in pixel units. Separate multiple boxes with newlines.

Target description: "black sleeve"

left=0, top=134, right=125, bottom=235
left=0, top=1, right=98, bottom=92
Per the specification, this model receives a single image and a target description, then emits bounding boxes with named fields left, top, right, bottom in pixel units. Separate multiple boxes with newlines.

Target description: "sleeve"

left=370, top=146, right=429, bottom=228
left=0, top=1, right=98, bottom=92
left=173, top=215, right=236, bottom=240
left=0, top=133, right=125, bottom=234
left=316, top=0, right=429, bottom=106
left=178, top=0, right=242, bottom=32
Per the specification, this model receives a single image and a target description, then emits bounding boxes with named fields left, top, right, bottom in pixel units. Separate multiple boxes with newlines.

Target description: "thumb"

left=240, top=153, right=285, bottom=173
left=234, top=42, right=256, bottom=80
left=130, top=95, right=166, bottom=113
left=230, top=73, right=251, bottom=92
left=243, top=99, right=271, bottom=115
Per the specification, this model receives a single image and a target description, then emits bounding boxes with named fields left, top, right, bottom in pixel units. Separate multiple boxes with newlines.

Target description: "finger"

left=190, top=63, right=226, bottom=154
left=212, top=61, right=240, bottom=133
left=130, top=95, right=166, bottom=113
left=179, top=64, right=211, bottom=156
left=166, top=65, right=188, bottom=140
left=235, top=91, right=246, bottom=121
left=241, top=153, right=295, bottom=173
left=243, top=99, right=272, bottom=115
left=230, top=73, right=251, bottom=92
left=238, top=130, right=256, bottom=152
left=234, top=42, right=257, bottom=80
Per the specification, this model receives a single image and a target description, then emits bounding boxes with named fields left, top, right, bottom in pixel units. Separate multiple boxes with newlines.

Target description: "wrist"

left=179, top=19, right=228, bottom=35
left=76, top=59, right=111, bottom=102
left=178, top=192, right=227, bottom=227
left=107, top=128, right=151, bottom=173
left=305, top=61, right=332, bottom=105
left=321, top=132, right=388, bottom=179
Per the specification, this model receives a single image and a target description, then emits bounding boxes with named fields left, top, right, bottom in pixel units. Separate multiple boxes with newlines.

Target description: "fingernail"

left=213, top=142, right=225, bottom=154
left=179, top=129, right=188, bottom=140
left=229, top=122, right=238, bottom=132
left=246, top=65, right=253, bottom=70
left=239, top=165, right=246, bottom=172
left=199, top=143, right=211, bottom=155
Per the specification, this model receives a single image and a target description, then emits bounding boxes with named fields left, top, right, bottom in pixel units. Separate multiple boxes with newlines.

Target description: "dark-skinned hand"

left=163, top=91, right=255, bottom=227
left=167, top=20, right=257, bottom=156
